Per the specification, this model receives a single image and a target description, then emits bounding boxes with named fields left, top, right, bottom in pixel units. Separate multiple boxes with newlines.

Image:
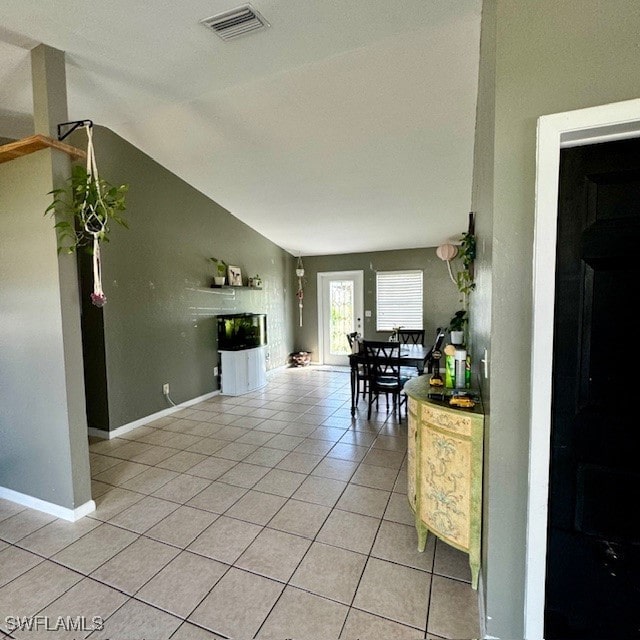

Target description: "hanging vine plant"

left=296, top=255, right=305, bottom=327
left=45, top=125, right=129, bottom=307
left=455, top=230, right=476, bottom=300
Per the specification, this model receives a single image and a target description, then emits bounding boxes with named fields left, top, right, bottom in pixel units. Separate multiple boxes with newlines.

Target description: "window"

left=376, top=270, right=423, bottom=331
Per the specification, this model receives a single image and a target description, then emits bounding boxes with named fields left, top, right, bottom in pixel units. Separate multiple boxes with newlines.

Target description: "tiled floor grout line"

left=1, top=556, right=98, bottom=637
left=336, top=482, right=398, bottom=638
left=128, top=550, right=233, bottom=636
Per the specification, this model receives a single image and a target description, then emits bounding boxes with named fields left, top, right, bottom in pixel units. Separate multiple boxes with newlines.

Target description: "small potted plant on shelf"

left=448, top=309, right=467, bottom=345
left=251, top=274, right=262, bottom=288
left=209, top=257, right=227, bottom=286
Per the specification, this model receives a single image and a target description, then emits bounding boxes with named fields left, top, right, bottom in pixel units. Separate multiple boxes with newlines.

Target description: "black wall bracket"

left=57, top=119, right=93, bottom=141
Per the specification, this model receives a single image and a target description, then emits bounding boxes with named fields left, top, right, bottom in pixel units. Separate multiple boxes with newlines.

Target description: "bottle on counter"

left=444, top=344, right=456, bottom=388
left=454, top=347, right=467, bottom=389
left=465, top=354, right=471, bottom=389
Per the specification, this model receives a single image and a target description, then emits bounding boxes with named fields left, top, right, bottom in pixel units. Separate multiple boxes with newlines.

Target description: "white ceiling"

left=0, top=1, right=482, bottom=256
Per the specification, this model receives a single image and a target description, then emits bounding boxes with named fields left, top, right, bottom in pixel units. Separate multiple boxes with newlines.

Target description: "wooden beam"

left=0, top=134, right=85, bottom=165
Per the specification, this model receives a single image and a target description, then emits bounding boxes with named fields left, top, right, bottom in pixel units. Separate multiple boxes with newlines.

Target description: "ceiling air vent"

left=200, top=4, right=270, bottom=41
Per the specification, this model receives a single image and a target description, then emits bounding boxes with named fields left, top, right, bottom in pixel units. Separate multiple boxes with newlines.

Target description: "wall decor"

left=227, top=265, right=242, bottom=286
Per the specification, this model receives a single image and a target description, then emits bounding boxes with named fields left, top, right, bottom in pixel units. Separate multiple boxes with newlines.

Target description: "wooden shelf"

left=0, top=134, right=86, bottom=165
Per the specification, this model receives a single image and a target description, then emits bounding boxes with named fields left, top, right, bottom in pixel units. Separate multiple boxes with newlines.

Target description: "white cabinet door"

left=246, top=347, right=266, bottom=391
left=220, top=347, right=266, bottom=396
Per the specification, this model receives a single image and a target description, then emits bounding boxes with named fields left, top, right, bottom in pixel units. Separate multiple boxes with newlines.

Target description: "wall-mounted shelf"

left=0, top=134, right=86, bottom=165
left=210, top=285, right=262, bottom=290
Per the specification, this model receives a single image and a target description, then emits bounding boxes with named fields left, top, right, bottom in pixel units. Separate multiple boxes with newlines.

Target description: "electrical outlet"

left=213, top=366, right=219, bottom=376
left=162, top=383, right=170, bottom=395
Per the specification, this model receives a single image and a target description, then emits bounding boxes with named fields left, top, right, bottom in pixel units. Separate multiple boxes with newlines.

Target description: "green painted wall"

left=475, top=1, right=640, bottom=637
left=292, top=248, right=460, bottom=359
left=78, top=126, right=294, bottom=431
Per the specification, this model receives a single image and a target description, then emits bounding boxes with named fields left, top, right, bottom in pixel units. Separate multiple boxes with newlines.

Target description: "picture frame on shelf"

left=227, top=265, right=242, bottom=286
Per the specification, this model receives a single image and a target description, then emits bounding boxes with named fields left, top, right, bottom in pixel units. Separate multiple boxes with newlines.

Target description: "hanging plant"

left=451, top=224, right=476, bottom=345
left=45, top=126, right=128, bottom=307
left=296, top=255, right=305, bottom=327
left=46, top=165, right=128, bottom=253
left=460, top=231, right=476, bottom=269
left=455, top=231, right=476, bottom=297
left=452, top=230, right=476, bottom=305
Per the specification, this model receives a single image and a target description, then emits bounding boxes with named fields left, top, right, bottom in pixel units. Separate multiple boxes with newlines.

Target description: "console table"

left=404, top=376, right=484, bottom=589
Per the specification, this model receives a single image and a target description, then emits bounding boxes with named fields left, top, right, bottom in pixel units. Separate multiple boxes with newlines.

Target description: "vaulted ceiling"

left=0, top=1, right=482, bottom=255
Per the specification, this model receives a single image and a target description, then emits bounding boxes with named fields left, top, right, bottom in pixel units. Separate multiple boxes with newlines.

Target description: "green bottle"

left=444, top=345, right=456, bottom=388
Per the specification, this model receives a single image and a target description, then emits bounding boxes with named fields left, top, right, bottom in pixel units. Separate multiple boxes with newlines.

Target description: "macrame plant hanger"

left=81, top=125, right=108, bottom=307
left=58, top=120, right=107, bottom=308
left=296, top=255, right=305, bottom=327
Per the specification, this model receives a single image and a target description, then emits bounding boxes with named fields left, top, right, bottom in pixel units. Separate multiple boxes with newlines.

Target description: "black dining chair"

left=346, top=332, right=367, bottom=404
left=362, top=340, right=410, bottom=421
left=395, top=329, right=425, bottom=345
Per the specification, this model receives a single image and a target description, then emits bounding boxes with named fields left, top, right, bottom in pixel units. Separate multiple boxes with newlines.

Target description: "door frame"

left=527, top=98, right=640, bottom=639
left=317, top=270, right=364, bottom=366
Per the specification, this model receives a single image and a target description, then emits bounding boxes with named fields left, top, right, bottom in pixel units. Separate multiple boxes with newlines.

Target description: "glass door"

left=317, top=271, right=364, bottom=366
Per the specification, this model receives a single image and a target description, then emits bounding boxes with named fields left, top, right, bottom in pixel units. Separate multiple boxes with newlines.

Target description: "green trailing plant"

left=460, top=231, right=476, bottom=268
left=455, top=231, right=476, bottom=301
left=45, top=164, right=128, bottom=254
left=446, top=229, right=476, bottom=344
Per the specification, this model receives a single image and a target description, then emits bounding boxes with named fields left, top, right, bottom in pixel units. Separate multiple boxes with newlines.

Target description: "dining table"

left=348, top=343, right=429, bottom=416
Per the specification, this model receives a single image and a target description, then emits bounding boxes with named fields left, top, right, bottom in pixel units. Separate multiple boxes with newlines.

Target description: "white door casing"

left=317, top=270, right=364, bottom=366
left=527, top=98, right=640, bottom=640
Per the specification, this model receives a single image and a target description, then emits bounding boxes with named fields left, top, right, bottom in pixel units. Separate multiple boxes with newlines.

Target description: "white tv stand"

left=219, top=346, right=267, bottom=396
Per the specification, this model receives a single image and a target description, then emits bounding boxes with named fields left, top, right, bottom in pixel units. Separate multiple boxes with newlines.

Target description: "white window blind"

left=376, top=270, right=423, bottom=331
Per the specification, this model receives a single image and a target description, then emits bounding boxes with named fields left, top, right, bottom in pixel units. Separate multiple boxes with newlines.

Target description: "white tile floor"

left=0, top=366, right=480, bottom=639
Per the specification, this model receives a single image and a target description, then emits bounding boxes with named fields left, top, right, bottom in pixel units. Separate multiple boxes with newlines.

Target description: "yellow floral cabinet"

left=405, top=377, right=484, bottom=589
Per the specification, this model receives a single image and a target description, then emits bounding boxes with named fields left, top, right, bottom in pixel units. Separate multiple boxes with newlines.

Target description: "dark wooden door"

left=546, top=138, right=640, bottom=639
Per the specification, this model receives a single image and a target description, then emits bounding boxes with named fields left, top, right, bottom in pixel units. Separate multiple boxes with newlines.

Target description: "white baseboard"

left=88, top=390, right=220, bottom=440
left=266, top=364, right=287, bottom=375
left=0, top=487, right=95, bottom=522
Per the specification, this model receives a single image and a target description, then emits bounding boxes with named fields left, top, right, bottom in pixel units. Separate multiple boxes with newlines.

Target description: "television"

left=217, top=313, right=267, bottom=351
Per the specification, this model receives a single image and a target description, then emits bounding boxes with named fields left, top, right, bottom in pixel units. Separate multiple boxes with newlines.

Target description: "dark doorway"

left=545, top=138, right=640, bottom=639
